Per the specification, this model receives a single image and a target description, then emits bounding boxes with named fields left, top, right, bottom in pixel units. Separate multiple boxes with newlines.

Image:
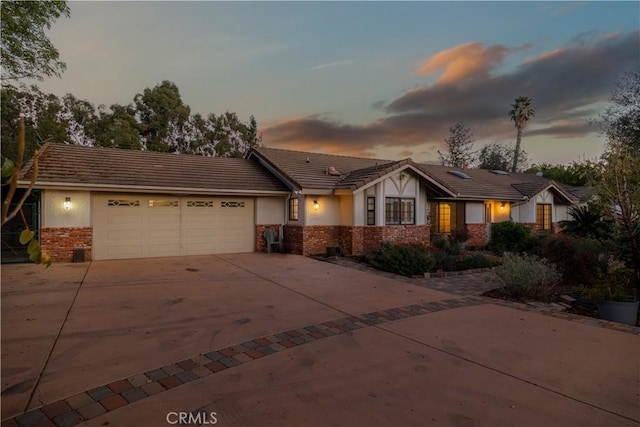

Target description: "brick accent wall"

left=256, top=224, right=281, bottom=252
left=467, top=223, right=489, bottom=248
left=40, top=227, right=92, bottom=262
left=284, top=224, right=431, bottom=256
left=382, top=225, right=430, bottom=246
left=552, top=222, right=562, bottom=235
left=303, top=226, right=341, bottom=256
left=283, top=225, right=304, bottom=255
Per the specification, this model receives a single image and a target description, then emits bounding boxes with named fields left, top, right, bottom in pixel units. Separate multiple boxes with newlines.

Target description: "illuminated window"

left=385, top=198, right=414, bottom=225
left=536, top=204, right=551, bottom=230
left=367, top=197, right=375, bottom=225
left=289, top=198, right=299, bottom=221
left=438, top=203, right=451, bottom=233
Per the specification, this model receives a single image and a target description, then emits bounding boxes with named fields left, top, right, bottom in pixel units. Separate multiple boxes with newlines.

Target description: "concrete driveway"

left=1, top=253, right=638, bottom=426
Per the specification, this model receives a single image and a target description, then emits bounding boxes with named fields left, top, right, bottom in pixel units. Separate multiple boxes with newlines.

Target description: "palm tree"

left=559, top=204, right=611, bottom=241
left=509, top=96, right=535, bottom=172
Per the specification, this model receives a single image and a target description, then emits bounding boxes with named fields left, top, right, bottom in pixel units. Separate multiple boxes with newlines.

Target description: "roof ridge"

left=256, top=146, right=392, bottom=163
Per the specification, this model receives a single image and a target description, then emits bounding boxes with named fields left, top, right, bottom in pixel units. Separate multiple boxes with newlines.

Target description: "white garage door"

left=93, top=195, right=254, bottom=260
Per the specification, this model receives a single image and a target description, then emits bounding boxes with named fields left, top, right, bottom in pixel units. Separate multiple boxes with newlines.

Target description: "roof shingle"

left=21, top=143, right=289, bottom=193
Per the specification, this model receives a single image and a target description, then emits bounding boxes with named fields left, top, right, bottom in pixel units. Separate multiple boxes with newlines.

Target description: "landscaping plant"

left=495, top=253, right=561, bottom=301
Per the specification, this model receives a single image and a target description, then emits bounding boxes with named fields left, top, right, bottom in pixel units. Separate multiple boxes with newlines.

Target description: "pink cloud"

left=418, top=42, right=514, bottom=83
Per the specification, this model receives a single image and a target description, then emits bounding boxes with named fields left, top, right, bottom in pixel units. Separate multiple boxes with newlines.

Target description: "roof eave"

left=16, top=180, right=290, bottom=196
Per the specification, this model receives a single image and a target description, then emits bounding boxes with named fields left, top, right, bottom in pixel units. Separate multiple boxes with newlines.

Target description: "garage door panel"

left=93, top=195, right=255, bottom=260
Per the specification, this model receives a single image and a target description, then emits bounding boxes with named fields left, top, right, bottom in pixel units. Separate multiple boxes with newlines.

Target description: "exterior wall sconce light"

left=313, top=200, right=319, bottom=210
left=64, top=197, right=72, bottom=210
left=500, top=202, right=506, bottom=210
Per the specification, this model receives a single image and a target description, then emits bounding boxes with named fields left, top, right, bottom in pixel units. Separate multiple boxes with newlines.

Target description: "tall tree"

left=597, top=68, right=640, bottom=154
left=1, top=0, right=70, bottom=84
left=134, top=80, right=190, bottom=153
left=438, top=121, right=475, bottom=168
left=508, top=96, right=535, bottom=173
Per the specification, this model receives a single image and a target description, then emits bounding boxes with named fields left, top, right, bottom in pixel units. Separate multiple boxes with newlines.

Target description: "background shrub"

left=488, top=221, right=534, bottom=254
left=542, top=235, right=605, bottom=287
left=367, top=242, right=435, bottom=276
left=495, top=253, right=561, bottom=301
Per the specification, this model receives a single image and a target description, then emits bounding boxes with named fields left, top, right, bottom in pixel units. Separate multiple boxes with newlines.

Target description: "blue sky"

left=38, top=1, right=639, bottom=165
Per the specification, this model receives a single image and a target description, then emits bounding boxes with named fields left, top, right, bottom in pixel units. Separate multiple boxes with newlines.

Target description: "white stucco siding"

left=384, top=174, right=417, bottom=197
left=465, top=202, right=484, bottom=224
left=510, top=205, right=521, bottom=222
left=256, top=197, right=285, bottom=224
left=555, top=204, right=568, bottom=222
left=306, top=195, right=342, bottom=225
left=42, top=190, right=91, bottom=228
left=340, top=195, right=353, bottom=226
left=417, top=186, right=428, bottom=224
left=353, top=192, right=365, bottom=226
left=519, top=201, right=536, bottom=223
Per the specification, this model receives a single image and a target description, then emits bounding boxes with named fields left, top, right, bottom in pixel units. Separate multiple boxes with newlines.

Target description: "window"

left=220, top=201, right=245, bottom=208
left=148, top=200, right=179, bottom=207
left=289, top=198, right=299, bottom=221
left=367, top=197, right=375, bottom=225
left=438, top=203, right=452, bottom=233
left=385, top=198, right=414, bottom=225
left=431, top=201, right=464, bottom=234
left=536, top=204, right=551, bottom=230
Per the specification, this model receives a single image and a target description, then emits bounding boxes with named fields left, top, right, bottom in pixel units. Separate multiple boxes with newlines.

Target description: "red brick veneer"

left=255, top=224, right=282, bottom=252
left=466, top=223, right=489, bottom=248
left=284, top=224, right=430, bottom=256
left=40, top=227, right=92, bottom=262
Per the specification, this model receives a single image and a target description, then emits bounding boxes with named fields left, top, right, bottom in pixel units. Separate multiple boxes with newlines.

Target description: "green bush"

left=489, top=221, right=542, bottom=254
left=542, top=235, right=606, bottom=287
left=495, top=253, right=561, bottom=301
left=368, top=242, right=435, bottom=276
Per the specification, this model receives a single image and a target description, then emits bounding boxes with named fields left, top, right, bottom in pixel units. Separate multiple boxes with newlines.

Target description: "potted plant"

left=586, top=257, right=638, bottom=325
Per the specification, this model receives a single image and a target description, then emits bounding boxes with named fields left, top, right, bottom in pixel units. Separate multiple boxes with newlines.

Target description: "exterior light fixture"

left=313, top=200, right=319, bottom=210
left=500, top=202, right=506, bottom=210
left=64, top=197, right=72, bottom=210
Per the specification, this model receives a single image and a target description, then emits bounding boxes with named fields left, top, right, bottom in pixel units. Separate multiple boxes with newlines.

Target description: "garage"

left=93, top=194, right=255, bottom=260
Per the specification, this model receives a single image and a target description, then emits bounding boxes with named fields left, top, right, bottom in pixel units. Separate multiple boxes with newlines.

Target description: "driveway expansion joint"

left=3, top=296, right=487, bottom=427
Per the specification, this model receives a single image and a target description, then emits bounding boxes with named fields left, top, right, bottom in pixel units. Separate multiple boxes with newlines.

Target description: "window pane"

left=289, top=198, right=299, bottom=221
left=401, top=199, right=414, bottom=224
left=367, top=197, right=375, bottom=225
left=438, top=203, right=451, bottom=233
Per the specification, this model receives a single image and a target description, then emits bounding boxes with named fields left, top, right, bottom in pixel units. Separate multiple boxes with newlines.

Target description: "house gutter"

left=16, top=181, right=290, bottom=196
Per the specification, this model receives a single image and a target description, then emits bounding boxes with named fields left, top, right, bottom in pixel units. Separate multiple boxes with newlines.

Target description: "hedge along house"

left=17, top=143, right=585, bottom=261
left=18, top=143, right=289, bottom=261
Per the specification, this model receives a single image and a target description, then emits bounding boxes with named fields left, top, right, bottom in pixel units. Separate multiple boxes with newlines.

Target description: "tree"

left=1, top=119, right=51, bottom=266
left=477, top=142, right=528, bottom=171
left=597, top=68, right=640, bottom=154
left=1, top=0, right=70, bottom=84
left=597, top=142, right=640, bottom=287
left=134, top=80, right=190, bottom=153
left=438, top=121, right=474, bottom=168
left=508, top=96, right=535, bottom=172
left=525, top=160, right=601, bottom=186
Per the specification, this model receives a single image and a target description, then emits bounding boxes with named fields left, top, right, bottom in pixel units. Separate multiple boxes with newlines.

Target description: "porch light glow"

left=64, top=197, right=72, bottom=210
left=313, top=200, right=319, bottom=210
left=500, top=202, right=506, bottom=210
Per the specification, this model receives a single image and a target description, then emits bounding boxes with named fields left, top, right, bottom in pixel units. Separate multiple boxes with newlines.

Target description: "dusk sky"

left=37, top=1, right=639, bottom=165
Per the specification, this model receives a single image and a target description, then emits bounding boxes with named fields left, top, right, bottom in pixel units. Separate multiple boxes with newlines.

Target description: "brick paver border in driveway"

left=3, top=296, right=488, bottom=427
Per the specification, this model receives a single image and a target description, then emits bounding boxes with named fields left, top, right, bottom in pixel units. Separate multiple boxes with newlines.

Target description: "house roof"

left=20, top=143, right=289, bottom=194
left=249, top=147, right=395, bottom=191
left=251, top=146, right=584, bottom=203
left=414, top=165, right=579, bottom=203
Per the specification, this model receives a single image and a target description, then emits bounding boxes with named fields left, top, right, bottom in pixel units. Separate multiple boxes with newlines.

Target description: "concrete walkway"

left=2, top=254, right=639, bottom=426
